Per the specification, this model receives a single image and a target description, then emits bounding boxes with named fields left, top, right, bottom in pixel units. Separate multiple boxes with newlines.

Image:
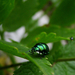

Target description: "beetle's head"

left=29, top=47, right=35, bottom=54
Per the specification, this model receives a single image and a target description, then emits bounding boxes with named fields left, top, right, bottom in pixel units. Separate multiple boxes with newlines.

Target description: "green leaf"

left=60, top=41, right=75, bottom=59
left=50, top=0, right=75, bottom=26
left=26, top=19, right=39, bottom=32
left=0, top=40, right=54, bottom=75
left=3, top=0, right=38, bottom=31
left=37, top=0, right=49, bottom=10
left=47, top=42, right=62, bottom=64
left=51, top=0, right=63, bottom=7
left=14, top=62, right=43, bottom=75
left=52, top=61, right=75, bottom=75
left=47, top=37, right=75, bottom=63
left=0, top=65, right=4, bottom=75
left=21, top=25, right=75, bottom=45
left=27, top=32, right=69, bottom=47
left=66, top=61, right=75, bottom=70
left=0, top=0, right=15, bottom=24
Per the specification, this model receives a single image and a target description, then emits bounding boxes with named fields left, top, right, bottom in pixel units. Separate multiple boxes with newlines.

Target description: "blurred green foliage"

left=0, top=0, right=75, bottom=75
left=50, top=0, right=75, bottom=26
left=0, top=0, right=15, bottom=24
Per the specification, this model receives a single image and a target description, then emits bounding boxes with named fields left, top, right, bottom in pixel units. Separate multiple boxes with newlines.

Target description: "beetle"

left=29, top=43, right=49, bottom=56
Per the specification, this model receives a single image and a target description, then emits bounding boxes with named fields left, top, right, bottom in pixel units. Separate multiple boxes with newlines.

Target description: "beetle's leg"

left=38, top=51, right=42, bottom=59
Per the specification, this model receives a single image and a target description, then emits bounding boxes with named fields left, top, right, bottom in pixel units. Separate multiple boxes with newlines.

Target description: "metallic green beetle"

left=29, top=43, right=49, bottom=55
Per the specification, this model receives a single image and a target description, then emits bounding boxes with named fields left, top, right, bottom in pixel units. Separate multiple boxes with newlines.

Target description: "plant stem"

left=51, top=58, right=75, bottom=67
left=56, top=58, right=75, bottom=62
left=0, top=25, right=4, bottom=40
left=1, top=58, right=75, bottom=70
left=0, top=62, right=25, bottom=70
left=0, top=31, right=4, bottom=40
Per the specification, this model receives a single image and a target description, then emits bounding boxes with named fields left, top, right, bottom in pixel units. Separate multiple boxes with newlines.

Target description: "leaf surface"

left=0, top=40, right=53, bottom=75
left=27, top=32, right=69, bottom=47
left=14, top=62, right=43, bottom=75
left=21, top=26, right=74, bottom=46
left=60, top=41, right=75, bottom=59
left=37, top=0, right=49, bottom=10
left=53, top=61, right=75, bottom=75
left=50, top=0, right=75, bottom=26
left=3, top=0, right=38, bottom=31
left=0, top=0, right=15, bottom=23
